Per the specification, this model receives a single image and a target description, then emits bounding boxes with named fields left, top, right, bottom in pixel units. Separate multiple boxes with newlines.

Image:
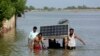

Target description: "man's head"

left=33, top=26, right=37, bottom=32
left=37, top=33, right=42, bottom=38
left=69, top=28, right=74, bottom=34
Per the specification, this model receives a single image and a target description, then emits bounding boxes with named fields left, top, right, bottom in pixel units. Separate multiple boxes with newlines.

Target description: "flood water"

left=0, top=11, right=100, bottom=56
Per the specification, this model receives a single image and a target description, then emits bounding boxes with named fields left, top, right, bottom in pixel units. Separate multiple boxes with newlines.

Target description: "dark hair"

left=33, top=26, right=37, bottom=29
left=38, top=33, right=42, bottom=36
left=69, top=28, right=74, bottom=37
left=69, top=28, right=74, bottom=31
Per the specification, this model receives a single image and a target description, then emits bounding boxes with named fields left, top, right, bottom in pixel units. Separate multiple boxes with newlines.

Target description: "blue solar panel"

left=40, top=25, right=68, bottom=36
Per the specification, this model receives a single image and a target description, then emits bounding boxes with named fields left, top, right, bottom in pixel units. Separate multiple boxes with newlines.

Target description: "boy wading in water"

left=33, top=33, right=45, bottom=50
left=64, top=28, right=85, bottom=50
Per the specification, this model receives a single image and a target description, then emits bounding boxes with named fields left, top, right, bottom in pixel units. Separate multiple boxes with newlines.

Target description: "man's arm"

left=28, top=32, right=32, bottom=45
left=75, top=35, right=86, bottom=45
left=28, top=32, right=33, bottom=51
left=64, top=36, right=69, bottom=49
left=41, top=37, right=45, bottom=49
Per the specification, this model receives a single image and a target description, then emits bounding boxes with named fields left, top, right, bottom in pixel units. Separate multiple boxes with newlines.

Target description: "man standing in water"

left=28, top=26, right=39, bottom=51
left=64, top=28, right=85, bottom=50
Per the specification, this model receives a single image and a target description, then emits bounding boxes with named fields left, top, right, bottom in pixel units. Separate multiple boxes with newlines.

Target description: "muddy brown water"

left=0, top=11, right=100, bottom=56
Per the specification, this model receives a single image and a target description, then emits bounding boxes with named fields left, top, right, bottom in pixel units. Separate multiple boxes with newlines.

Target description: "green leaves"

left=0, top=0, right=26, bottom=21
left=14, top=0, right=26, bottom=15
left=0, top=0, right=13, bottom=20
left=2, top=4, right=15, bottom=20
left=0, top=0, right=26, bottom=27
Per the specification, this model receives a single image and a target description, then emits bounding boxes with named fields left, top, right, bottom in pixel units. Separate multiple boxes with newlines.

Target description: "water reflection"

left=62, top=50, right=76, bottom=56
left=0, top=28, right=27, bottom=56
left=32, top=49, right=74, bottom=56
left=0, top=28, right=15, bottom=56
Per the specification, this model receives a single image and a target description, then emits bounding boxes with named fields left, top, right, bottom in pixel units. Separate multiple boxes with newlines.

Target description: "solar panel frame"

left=40, top=25, right=68, bottom=38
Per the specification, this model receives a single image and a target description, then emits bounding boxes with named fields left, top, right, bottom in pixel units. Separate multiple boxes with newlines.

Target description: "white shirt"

left=68, top=33, right=76, bottom=47
left=28, top=31, right=39, bottom=40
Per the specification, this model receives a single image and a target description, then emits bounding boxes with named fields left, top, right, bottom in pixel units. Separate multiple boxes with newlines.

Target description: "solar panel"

left=40, top=25, right=68, bottom=37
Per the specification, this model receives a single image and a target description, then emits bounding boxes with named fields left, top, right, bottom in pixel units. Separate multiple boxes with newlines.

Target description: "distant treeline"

left=25, top=5, right=100, bottom=11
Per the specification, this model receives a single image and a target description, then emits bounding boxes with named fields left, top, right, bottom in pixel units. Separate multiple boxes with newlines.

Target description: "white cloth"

left=68, top=34, right=76, bottom=47
left=28, top=31, right=39, bottom=40
left=28, top=31, right=39, bottom=45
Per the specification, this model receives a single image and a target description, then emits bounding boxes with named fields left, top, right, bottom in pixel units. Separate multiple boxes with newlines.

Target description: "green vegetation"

left=0, top=0, right=26, bottom=27
left=64, top=5, right=97, bottom=9
left=25, top=6, right=35, bottom=11
left=43, top=6, right=49, bottom=10
left=25, top=5, right=100, bottom=11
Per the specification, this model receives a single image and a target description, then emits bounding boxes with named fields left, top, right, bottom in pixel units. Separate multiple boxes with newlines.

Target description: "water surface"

left=0, top=11, right=100, bottom=56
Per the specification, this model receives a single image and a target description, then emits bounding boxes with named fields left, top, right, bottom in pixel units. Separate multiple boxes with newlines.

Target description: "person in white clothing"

left=64, top=28, right=85, bottom=50
left=28, top=26, right=39, bottom=51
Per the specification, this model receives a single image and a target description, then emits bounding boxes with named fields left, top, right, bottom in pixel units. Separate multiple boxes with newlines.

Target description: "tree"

left=29, top=6, right=35, bottom=10
left=63, top=6, right=76, bottom=9
left=43, top=6, right=49, bottom=10
left=77, top=5, right=89, bottom=9
left=49, top=7, right=56, bottom=11
left=82, top=5, right=88, bottom=9
left=13, top=0, right=26, bottom=16
left=0, top=0, right=26, bottom=28
left=58, top=8, right=62, bottom=11
left=25, top=6, right=29, bottom=10
left=25, top=6, right=35, bottom=11
left=67, top=6, right=76, bottom=9
left=96, top=7, right=100, bottom=9
left=0, top=0, right=15, bottom=20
